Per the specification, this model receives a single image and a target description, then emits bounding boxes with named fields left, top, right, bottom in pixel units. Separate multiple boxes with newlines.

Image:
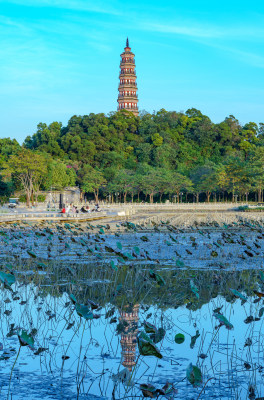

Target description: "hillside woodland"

left=1, top=108, right=264, bottom=205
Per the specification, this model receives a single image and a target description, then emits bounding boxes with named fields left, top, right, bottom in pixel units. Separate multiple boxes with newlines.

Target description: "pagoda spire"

left=117, top=39, right=138, bottom=116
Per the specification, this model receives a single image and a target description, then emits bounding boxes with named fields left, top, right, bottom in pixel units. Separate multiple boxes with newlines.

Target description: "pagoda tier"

left=117, top=38, right=138, bottom=116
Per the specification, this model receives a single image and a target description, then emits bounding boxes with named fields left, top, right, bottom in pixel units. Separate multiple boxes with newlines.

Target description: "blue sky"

left=1, top=0, right=264, bottom=143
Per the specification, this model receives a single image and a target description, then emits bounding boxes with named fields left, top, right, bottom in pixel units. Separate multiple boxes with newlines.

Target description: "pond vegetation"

left=0, top=219, right=264, bottom=399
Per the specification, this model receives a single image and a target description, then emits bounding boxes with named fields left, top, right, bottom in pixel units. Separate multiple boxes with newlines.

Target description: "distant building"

left=117, top=38, right=139, bottom=116
left=46, top=186, right=81, bottom=207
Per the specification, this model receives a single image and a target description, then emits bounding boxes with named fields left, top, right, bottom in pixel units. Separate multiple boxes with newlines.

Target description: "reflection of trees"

left=6, top=260, right=262, bottom=312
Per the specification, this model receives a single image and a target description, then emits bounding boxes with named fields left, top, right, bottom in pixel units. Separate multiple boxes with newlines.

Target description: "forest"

left=1, top=108, right=264, bottom=205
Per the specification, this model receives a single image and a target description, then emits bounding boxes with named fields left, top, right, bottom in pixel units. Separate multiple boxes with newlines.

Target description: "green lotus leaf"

left=75, top=303, right=93, bottom=320
left=27, top=250, right=37, bottom=258
left=69, top=293, right=77, bottom=304
left=230, top=289, right=247, bottom=301
left=186, top=363, right=202, bottom=387
left=116, top=241, right=122, bottom=250
left=138, top=332, right=162, bottom=359
left=0, top=271, right=15, bottom=288
left=18, top=329, right=35, bottom=350
left=110, top=260, right=118, bottom=270
left=190, top=330, right=200, bottom=349
left=144, top=321, right=157, bottom=334
left=133, top=246, right=140, bottom=255
left=140, top=383, right=158, bottom=398
left=214, top=313, right=234, bottom=330
left=175, top=333, right=185, bottom=344
left=151, top=327, right=166, bottom=344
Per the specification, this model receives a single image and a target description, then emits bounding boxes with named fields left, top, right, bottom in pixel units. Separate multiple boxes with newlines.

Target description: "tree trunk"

left=138, top=191, right=140, bottom=203
left=206, top=192, right=211, bottom=203
left=196, top=193, right=199, bottom=203
left=124, top=192, right=127, bottom=203
left=258, top=188, right=262, bottom=202
left=26, top=192, right=30, bottom=207
left=159, top=193, right=162, bottom=203
left=94, top=189, right=99, bottom=203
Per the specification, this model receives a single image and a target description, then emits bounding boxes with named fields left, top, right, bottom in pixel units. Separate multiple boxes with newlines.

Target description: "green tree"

left=109, top=169, right=136, bottom=203
left=44, top=160, right=76, bottom=190
left=24, top=122, right=64, bottom=158
left=139, top=166, right=162, bottom=203
left=190, top=163, right=217, bottom=202
left=166, top=172, right=193, bottom=203
left=248, top=148, right=264, bottom=202
left=2, top=149, right=48, bottom=206
left=215, top=164, right=229, bottom=201
left=225, top=157, right=250, bottom=202
left=78, top=165, right=106, bottom=203
left=0, top=138, right=21, bottom=161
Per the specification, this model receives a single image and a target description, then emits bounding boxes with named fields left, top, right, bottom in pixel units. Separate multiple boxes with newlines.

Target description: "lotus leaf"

left=214, top=313, right=234, bottom=329
left=75, top=303, right=94, bottom=320
left=138, top=332, right=162, bottom=359
left=18, top=329, right=35, bottom=350
left=144, top=321, right=157, bottom=334
left=140, top=383, right=158, bottom=398
left=116, top=241, right=122, bottom=250
left=151, top=328, right=166, bottom=344
left=27, top=250, right=37, bottom=258
left=186, top=363, right=202, bottom=386
left=175, top=333, right=185, bottom=344
left=230, top=289, right=247, bottom=301
left=0, top=271, right=15, bottom=288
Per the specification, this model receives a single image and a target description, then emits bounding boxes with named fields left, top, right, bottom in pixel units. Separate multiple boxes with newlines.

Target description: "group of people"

left=60, top=203, right=100, bottom=215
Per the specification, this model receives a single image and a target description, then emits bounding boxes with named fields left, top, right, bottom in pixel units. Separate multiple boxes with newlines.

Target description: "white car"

left=8, top=198, right=19, bottom=208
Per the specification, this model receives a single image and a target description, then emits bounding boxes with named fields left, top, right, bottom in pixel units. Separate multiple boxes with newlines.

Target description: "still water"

left=0, top=265, right=263, bottom=399
left=0, top=221, right=264, bottom=399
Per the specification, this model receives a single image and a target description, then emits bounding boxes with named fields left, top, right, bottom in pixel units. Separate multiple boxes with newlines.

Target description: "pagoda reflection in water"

left=119, top=304, right=140, bottom=371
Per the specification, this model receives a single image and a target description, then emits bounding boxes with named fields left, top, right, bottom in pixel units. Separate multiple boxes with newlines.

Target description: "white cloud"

left=1, top=0, right=121, bottom=15
left=141, top=22, right=223, bottom=39
left=213, top=45, right=264, bottom=69
left=139, top=19, right=264, bottom=40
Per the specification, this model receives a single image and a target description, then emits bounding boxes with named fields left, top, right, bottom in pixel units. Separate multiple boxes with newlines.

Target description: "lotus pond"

left=0, top=219, right=264, bottom=399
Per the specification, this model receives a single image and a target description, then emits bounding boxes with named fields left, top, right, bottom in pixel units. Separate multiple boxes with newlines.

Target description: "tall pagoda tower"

left=119, top=304, right=139, bottom=371
left=117, top=38, right=139, bottom=116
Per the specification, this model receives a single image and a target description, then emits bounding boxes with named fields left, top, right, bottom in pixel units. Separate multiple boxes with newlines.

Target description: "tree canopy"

left=1, top=108, right=264, bottom=203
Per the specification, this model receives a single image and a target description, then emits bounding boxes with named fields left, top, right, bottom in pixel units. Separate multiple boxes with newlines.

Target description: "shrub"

left=18, top=194, right=46, bottom=203
left=19, top=194, right=27, bottom=203
left=37, top=194, right=46, bottom=202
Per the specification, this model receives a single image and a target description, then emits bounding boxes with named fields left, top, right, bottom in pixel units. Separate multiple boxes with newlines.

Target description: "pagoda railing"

left=119, top=82, right=137, bottom=87
left=118, top=94, right=138, bottom=100
left=119, top=71, right=136, bottom=76
left=120, top=105, right=138, bottom=109
left=120, top=60, right=135, bottom=66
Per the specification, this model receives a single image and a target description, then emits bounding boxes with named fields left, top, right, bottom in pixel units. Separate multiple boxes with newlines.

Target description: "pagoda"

left=117, top=38, right=139, bottom=116
left=119, top=304, right=139, bottom=371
